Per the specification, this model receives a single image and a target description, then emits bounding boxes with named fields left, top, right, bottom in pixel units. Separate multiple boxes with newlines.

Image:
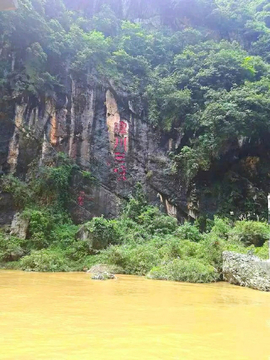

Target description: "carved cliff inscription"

left=106, top=90, right=129, bottom=181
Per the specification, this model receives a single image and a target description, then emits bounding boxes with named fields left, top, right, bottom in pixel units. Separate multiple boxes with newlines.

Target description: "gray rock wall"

left=0, top=81, right=187, bottom=224
left=223, top=251, right=270, bottom=292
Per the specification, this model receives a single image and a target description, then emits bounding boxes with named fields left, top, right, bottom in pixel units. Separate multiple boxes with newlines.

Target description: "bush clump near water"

left=20, top=249, right=69, bottom=272
left=148, top=259, right=218, bottom=283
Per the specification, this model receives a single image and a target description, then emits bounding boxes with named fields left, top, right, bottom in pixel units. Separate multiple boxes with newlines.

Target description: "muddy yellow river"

left=0, top=271, right=270, bottom=360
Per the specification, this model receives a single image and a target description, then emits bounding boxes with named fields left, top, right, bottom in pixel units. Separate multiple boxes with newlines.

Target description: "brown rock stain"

left=50, top=113, right=58, bottom=146
left=106, top=90, right=120, bottom=154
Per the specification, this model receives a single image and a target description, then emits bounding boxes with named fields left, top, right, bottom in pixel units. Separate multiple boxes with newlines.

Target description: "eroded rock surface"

left=10, top=213, right=29, bottom=240
left=223, top=251, right=270, bottom=292
left=0, top=82, right=187, bottom=225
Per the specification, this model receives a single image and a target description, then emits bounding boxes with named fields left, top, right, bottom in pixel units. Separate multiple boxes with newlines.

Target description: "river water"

left=0, top=271, right=270, bottom=360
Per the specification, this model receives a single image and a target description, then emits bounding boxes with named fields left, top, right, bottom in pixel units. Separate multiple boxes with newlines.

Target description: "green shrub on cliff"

left=0, top=232, right=25, bottom=263
left=82, top=217, right=120, bottom=247
left=50, top=224, right=78, bottom=248
left=112, top=218, right=149, bottom=244
left=64, top=240, right=92, bottom=262
left=22, top=208, right=77, bottom=250
left=24, top=209, right=55, bottom=249
left=229, top=220, right=270, bottom=247
left=137, top=206, right=178, bottom=235
left=1, top=175, right=32, bottom=209
left=175, top=222, right=203, bottom=242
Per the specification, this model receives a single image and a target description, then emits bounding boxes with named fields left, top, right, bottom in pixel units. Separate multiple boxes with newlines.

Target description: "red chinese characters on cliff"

left=77, top=191, right=85, bottom=206
left=77, top=191, right=93, bottom=207
left=114, top=120, right=128, bottom=181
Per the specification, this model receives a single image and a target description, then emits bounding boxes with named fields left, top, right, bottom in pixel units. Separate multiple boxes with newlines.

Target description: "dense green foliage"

left=1, top=0, right=270, bottom=216
left=0, top=190, right=269, bottom=282
left=148, top=260, right=218, bottom=283
left=1, top=152, right=77, bottom=208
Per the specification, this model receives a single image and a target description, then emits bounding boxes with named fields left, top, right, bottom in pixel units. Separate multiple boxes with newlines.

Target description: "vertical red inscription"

left=77, top=191, right=85, bottom=206
left=77, top=191, right=94, bottom=207
left=113, top=120, right=128, bottom=181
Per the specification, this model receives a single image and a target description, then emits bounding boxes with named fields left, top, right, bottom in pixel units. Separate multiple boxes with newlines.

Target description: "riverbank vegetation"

left=0, top=181, right=269, bottom=282
left=0, top=157, right=269, bottom=282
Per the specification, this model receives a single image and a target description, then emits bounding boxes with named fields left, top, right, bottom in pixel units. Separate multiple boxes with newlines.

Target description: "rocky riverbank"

left=223, top=251, right=270, bottom=292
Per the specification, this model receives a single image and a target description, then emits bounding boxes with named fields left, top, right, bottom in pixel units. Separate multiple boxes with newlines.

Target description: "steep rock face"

left=0, top=193, right=15, bottom=226
left=0, top=78, right=187, bottom=224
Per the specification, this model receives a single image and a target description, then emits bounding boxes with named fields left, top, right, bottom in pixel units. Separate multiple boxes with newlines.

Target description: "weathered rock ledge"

left=223, top=251, right=270, bottom=292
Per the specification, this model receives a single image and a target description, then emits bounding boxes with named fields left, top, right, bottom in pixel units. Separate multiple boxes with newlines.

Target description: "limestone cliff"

left=0, top=77, right=187, bottom=224
left=3, top=0, right=264, bottom=224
